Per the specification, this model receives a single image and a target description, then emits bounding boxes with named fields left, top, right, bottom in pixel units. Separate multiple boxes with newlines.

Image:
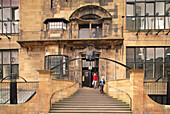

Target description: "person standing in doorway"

left=92, top=73, right=98, bottom=89
left=100, top=76, right=105, bottom=95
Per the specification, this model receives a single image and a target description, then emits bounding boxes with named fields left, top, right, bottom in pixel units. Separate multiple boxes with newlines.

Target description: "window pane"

left=136, top=17, right=145, bottom=30
left=3, top=51, right=10, bottom=64
left=155, top=17, right=164, bottom=29
left=136, top=3, right=145, bottom=16
left=0, top=9, right=2, bottom=20
left=12, top=21, right=19, bottom=33
left=146, top=63, right=154, bottom=78
left=92, top=24, right=102, bottom=38
left=126, top=0, right=135, bottom=1
left=126, top=4, right=135, bottom=16
left=0, top=22, right=2, bottom=33
left=0, top=0, right=2, bottom=7
left=165, top=47, right=170, bottom=62
left=79, top=24, right=90, bottom=38
left=3, top=8, right=10, bottom=20
left=3, top=22, right=11, bottom=33
left=155, top=63, right=163, bottom=78
left=3, top=65, right=11, bottom=78
left=136, top=48, right=145, bottom=62
left=126, top=63, right=135, bottom=78
left=156, top=2, right=165, bottom=15
left=12, top=0, right=18, bottom=7
left=49, top=56, right=61, bottom=74
left=165, top=63, right=170, bottom=78
left=156, top=48, right=164, bottom=62
left=146, top=48, right=154, bottom=62
left=11, top=50, right=18, bottom=64
left=146, top=17, right=154, bottom=29
left=126, top=17, right=135, bottom=30
left=165, top=17, right=170, bottom=29
left=0, top=65, right=2, bottom=79
left=12, top=65, right=18, bottom=77
left=0, top=52, right=1, bottom=64
left=3, top=0, right=10, bottom=7
left=166, top=2, right=170, bottom=14
left=136, top=63, right=144, bottom=69
left=126, top=48, right=134, bottom=62
left=146, top=3, right=154, bottom=16
left=12, top=8, right=19, bottom=20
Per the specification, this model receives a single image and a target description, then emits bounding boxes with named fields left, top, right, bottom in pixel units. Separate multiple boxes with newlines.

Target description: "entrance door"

left=82, top=69, right=91, bottom=87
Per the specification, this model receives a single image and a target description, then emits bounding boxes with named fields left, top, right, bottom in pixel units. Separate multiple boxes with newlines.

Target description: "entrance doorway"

left=82, top=59, right=99, bottom=87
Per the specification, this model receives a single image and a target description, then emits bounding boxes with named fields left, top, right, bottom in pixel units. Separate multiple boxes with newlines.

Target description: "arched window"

left=69, top=5, right=112, bottom=38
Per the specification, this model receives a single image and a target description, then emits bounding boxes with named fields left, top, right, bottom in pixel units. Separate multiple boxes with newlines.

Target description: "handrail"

left=49, top=81, right=79, bottom=109
left=105, top=84, right=132, bottom=111
left=0, top=76, right=27, bottom=82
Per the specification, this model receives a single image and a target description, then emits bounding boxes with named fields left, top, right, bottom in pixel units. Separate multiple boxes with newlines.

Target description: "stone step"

left=49, top=113, right=131, bottom=114
left=52, top=103, right=129, bottom=106
left=50, top=107, right=130, bottom=111
left=52, top=105, right=130, bottom=108
left=49, top=110, right=132, bottom=113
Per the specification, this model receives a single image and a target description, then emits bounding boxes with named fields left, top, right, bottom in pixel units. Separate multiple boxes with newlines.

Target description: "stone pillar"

left=37, top=70, right=53, bottom=113
left=129, top=69, right=145, bottom=114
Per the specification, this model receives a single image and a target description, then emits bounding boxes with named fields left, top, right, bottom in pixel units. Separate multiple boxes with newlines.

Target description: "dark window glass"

left=136, top=48, right=145, bottom=62
left=79, top=24, right=90, bottom=38
left=12, top=65, right=18, bottom=76
left=0, top=8, right=2, bottom=20
left=51, top=0, right=54, bottom=8
left=0, top=65, right=2, bottom=79
left=12, top=0, right=18, bottom=6
left=136, top=3, right=145, bottom=16
left=165, top=47, right=170, bottom=62
left=136, top=63, right=144, bottom=69
left=155, top=63, right=163, bottom=78
left=126, top=48, right=135, bottom=62
left=0, top=51, right=1, bottom=64
left=126, top=63, right=135, bottom=78
left=146, top=48, right=154, bottom=62
left=126, top=17, right=136, bottom=30
left=146, top=63, right=154, bottom=78
left=166, top=2, right=170, bottom=14
left=12, top=8, right=19, bottom=20
left=12, top=21, right=18, bottom=33
left=92, top=24, right=102, bottom=38
left=0, top=0, right=1, bottom=7
left=165, top=63, right=170, bottom=78
left=11, top=50, right=18, bottom=64
left=156, top=48, right=164, bottom=62
left=3, top=0, right=10, bottom=7
left=3, top=65, right=11, bottom=77
left=3, top=51, right=10, bottom=64
left=136, top=17, right=145, bottom=30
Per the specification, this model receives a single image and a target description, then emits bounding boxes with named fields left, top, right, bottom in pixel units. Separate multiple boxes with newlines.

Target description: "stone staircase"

left=49, top=88, right=132, bottom=114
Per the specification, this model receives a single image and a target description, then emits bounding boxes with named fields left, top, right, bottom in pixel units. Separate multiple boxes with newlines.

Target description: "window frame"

left=0, top=49, right=19, bottom=79
left=126, top=0, right=170, bottom=30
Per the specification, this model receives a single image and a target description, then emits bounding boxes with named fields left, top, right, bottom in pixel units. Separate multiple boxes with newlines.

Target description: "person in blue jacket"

left=99, top=76, right=105, bottom=95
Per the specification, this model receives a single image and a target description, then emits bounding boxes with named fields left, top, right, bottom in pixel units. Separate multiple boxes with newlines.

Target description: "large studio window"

left=0, top=0, right=19, bottom=34
left=126, top=0, right=170, bottom=30
left=0, top=50, right=19, bottom=79
left=44, top=55, right=68, bottom=79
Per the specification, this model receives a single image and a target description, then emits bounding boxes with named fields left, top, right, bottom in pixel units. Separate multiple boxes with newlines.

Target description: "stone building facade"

left=0, top=0, right=169, bottom=87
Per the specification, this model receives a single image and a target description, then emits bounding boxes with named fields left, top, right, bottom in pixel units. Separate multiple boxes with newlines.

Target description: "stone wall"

left=105, top=69, right=170, bottom=114
left=0, top=70, right=79, bottom=114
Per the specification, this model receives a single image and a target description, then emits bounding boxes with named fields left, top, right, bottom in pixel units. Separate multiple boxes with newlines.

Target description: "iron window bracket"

left=155, top=29, right=162, bottom=35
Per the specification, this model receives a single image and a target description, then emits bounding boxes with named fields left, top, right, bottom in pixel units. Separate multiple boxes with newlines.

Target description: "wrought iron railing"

left=0, top=81, right=39, bottom=104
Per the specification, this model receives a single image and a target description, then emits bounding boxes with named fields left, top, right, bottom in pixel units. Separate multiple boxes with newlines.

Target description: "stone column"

left=37, top=70, right=53, bottom=113
left=129, top=69, right=145, bottom=114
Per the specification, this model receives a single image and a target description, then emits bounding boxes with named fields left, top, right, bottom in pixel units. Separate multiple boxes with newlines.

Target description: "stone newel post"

left=37, top=70, right=53, bottom=113
left=129, top=69, right=146, bottom=114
